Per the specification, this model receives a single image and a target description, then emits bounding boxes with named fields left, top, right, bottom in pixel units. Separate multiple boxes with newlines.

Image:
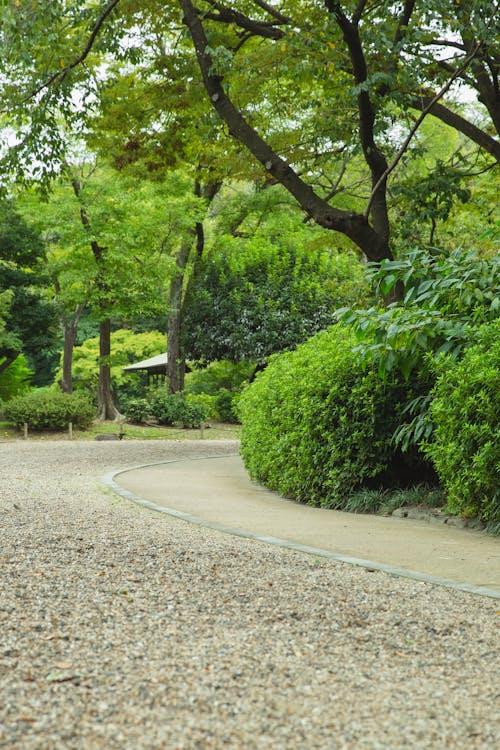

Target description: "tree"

left=0, top=289, right=21, bottom=377
left=2, top=1, right=498, bottom=279
left=21, top=165, right=176, bottom=417
left=178, top=0, right=499, bottom=263
left=62, top=328, right=166, bottom=406
left=183, top=184, right=367, bottom=362
left=0, top=201, right=59, bottom=383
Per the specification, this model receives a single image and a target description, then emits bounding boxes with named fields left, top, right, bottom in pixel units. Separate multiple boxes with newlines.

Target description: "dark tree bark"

left=409, top=97, right=500, bottom=163
left=71, top=176, right=121, bottom=420
left=167, top=239, right=191, bottom=393
left=0, top=351, right=19, bottom=376
left=97, top=317, right=120, bottom=420
left=59, top=304, right=84, bottom=394
left=167, top=178, right=221, bottom=393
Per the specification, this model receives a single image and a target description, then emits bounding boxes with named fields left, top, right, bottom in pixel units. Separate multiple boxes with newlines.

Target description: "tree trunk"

left=71, top=175, right=121, bottom=420
left=0, top=351, right=19, bottom=376
left=167, top=179, right=222, bottom=393
left=167, top=241, right=191, bottom=393
left=97, top=317, right=121, bottom=421
left=59, top=304, right=84, bottom=394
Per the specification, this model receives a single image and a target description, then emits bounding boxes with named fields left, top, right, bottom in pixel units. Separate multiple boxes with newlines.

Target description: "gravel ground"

left=1, top=440, right=499, bottom=750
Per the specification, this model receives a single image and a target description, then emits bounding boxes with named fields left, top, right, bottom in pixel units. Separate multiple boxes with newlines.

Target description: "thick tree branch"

left=411, top=96, right=500, bottom=163
left=393, top=0, right=416, bottom=47
left=180, top=0, right=391, bottom=261
left=365, top=41, right=486, bottom=218
left=201, top=1, right=285, bottom=39
left=325, top=0, right=390, bottom=241
left=12, top=0, right=123, bottom=109
left=251, top=0, right=291, bottom=24
left=0, top=351, right=20, bottom=376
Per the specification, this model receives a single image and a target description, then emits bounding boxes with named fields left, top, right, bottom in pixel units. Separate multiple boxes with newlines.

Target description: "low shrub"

left=238, top=325, right=433, bottom=509
left=122, top=397, right=150, bottom=423
left=4, top=388, right=95, bottom=431
left=214, top=388, right=239, bottom=423
left=149, top=390, right=208, bottom=428
left=423, top=319, right=500, bottom=526
left=185, top=359, right=255, bottom=396
left=184, top=360, right=254, bottom=423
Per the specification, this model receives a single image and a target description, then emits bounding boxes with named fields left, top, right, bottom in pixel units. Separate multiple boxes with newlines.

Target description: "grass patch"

left=0, top=420, right=241, bottom=441
left=341, top=485, right=445, bottom=516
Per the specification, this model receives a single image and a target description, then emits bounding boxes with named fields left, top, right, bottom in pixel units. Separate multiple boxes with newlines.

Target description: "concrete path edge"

left=102, top=456, right=500, bottom=600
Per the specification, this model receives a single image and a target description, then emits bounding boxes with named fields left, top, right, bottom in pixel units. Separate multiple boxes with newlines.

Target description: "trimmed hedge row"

left=122, top=391, right=209, bottom=428
left=423, top=320, right=499, bottom=526
left=3, top=389, right=95, bottom=431
left=238, top=325, right=433, bottom=509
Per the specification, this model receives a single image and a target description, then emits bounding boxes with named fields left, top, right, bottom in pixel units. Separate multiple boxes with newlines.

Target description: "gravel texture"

left=1, top=439, right=499, bottom=750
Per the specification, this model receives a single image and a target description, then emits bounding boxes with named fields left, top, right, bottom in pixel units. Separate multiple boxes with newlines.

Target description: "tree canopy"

left=1, top=1, right=498, bottom=263
left=0, top=201, right=59, bottom=383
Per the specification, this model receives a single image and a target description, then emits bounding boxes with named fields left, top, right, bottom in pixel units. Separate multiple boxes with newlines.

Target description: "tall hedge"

left=423, top=320, right=500, bottom=525
left=238, top=325, right=432, bottom=508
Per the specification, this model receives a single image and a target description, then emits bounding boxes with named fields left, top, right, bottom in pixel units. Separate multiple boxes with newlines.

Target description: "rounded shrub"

left=4, top=388, right=95, bottom=431
left=214, top=388, right=239, bottom=423
left=122, top=397, right=151, bottom=424
left=423, top=319, right=500, bottom=526
left=238, top=325, right=432, bottom=509
left=149, top=390, right=208, bottom=428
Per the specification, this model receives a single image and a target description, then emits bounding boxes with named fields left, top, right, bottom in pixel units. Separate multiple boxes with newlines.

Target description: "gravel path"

left=1, top=440, right=499, bottom=750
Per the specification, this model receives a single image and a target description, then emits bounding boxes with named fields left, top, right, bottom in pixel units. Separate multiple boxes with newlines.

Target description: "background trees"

left=184, top=185, right=367, bottom=363
left=0, top=202, right=58, bottom=383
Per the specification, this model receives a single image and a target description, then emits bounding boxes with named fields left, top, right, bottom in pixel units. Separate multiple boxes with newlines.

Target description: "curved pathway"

left=110, top=453, right=500, bottom=599
left=2, top=440, right=500, bottom=749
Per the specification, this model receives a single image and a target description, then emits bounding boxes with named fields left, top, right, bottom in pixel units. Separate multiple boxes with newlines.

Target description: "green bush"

left=238, top=325, right=433, bottom=509
left=423, top=320, right=500, bottom=526
left=338, top=247, right=500, bottom=450
left=185, top=392, right=217, bottom=421
left=4, top=388, right=95, bottom=431
left=214, top=388, right=239, bottom=423
left=0, top=354, right=32, bottom=402
left=122, top=397, right=150, bottom=423
left=149, top=391, right=208, bottom=428
left=185, top=359, right=255, bottom=396
left=184, top=360, right=254, bottom=422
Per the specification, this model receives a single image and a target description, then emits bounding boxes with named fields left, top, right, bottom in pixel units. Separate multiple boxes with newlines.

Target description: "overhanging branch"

left=365, top=40, right=486, bottom=218
left=4, top=0, right=123, bottom=111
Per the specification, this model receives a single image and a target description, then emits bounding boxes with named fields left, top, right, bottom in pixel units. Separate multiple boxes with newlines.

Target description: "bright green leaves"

left=239, top=324, right=432, bottom=508
left=423, top=319, right=500, bottom=526
left=339, top=246, right=500, bottom=382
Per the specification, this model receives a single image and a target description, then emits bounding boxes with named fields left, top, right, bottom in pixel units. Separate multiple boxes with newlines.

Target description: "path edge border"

left=102, top=457, right=500, bottom=601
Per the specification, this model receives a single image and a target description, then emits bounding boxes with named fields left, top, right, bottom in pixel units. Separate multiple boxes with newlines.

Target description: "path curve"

left=107, top=453, right=500, bottom=599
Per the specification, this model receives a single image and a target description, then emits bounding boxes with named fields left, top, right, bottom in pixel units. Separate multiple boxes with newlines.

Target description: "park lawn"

left=0, top=420, right=241, bottom=442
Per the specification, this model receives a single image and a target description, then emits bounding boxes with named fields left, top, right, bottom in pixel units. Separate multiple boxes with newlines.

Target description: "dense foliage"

left=0, top=202, right=59, bottom=384
left=184, top=360, right=256, bottom=422
left=423, top=320, right=500, bottom=527
left=239, top=325, right=433, bottom=509
left=61, top=329, right=166, bottom=405
left=0, top=354, right=32, bottom=402
left=338, top=246, right=500, bottom=450
left=147, top=390, right=209, bottom=429
left=3, top=388, right=95, bottom=431
left=184, top=228, right=366, bottom=363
